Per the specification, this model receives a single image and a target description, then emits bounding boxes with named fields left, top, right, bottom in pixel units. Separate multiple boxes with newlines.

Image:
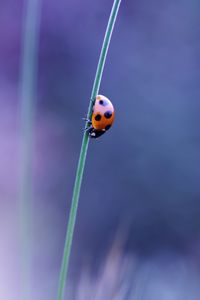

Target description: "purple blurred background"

left=1, top=0, right=200, bottom=299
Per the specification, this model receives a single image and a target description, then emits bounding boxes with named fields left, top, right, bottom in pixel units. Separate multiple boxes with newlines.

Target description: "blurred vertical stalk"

left=19, top=0, right=41, bottom=299
left=56, top=0, right=122, bottom=299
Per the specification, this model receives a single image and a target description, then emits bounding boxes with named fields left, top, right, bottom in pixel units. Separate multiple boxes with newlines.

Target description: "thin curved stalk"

left=19, top=0, right=41, bottom=299
left=56, top=1, right=122, bottom=299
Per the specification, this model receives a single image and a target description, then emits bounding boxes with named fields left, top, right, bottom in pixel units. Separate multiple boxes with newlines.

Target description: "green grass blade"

left=56, top=1, right=122, bottom=299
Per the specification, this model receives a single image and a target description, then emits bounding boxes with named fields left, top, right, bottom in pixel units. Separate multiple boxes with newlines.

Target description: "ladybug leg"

left=82, top=117, right=91, bottom=123
left=82, top=118, right=92, bottom=132
left=90, top=97, right=95, bottom=103
left=84, top=125, right=93, bottom=132
left=82, top=117, right=92, bottom=129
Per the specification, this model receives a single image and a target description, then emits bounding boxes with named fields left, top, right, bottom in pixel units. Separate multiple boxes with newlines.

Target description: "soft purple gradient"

left=1, top=0, right=200, bottom=299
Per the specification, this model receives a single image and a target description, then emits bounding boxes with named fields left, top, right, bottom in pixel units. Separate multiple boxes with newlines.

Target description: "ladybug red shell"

left=87, top=95, right=115, bottom=138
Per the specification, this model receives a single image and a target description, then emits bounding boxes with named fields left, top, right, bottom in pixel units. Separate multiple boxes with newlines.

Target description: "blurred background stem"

left=56, top=0, right=122, bottom=299
left=19, top=0, right=41, bottom=299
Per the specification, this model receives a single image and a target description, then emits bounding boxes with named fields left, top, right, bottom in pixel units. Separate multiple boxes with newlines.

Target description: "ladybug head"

left=88, top=128, right=106, bottom=139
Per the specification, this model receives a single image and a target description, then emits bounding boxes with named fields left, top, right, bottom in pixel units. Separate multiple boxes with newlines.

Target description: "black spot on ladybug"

left=104, top=111, right=112, bottom=119
left=105, top=124, right=111, bottom=131
left=95, top=114, right=102, bottom=121
left=99, top=99, right=109, bottom=106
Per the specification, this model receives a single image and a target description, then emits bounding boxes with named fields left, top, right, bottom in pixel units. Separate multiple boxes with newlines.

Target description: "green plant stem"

left=56, top=0, right=122, bottom=299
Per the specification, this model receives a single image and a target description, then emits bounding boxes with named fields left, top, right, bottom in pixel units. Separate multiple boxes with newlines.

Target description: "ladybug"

left=85, top=95, right=115, bottom=138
